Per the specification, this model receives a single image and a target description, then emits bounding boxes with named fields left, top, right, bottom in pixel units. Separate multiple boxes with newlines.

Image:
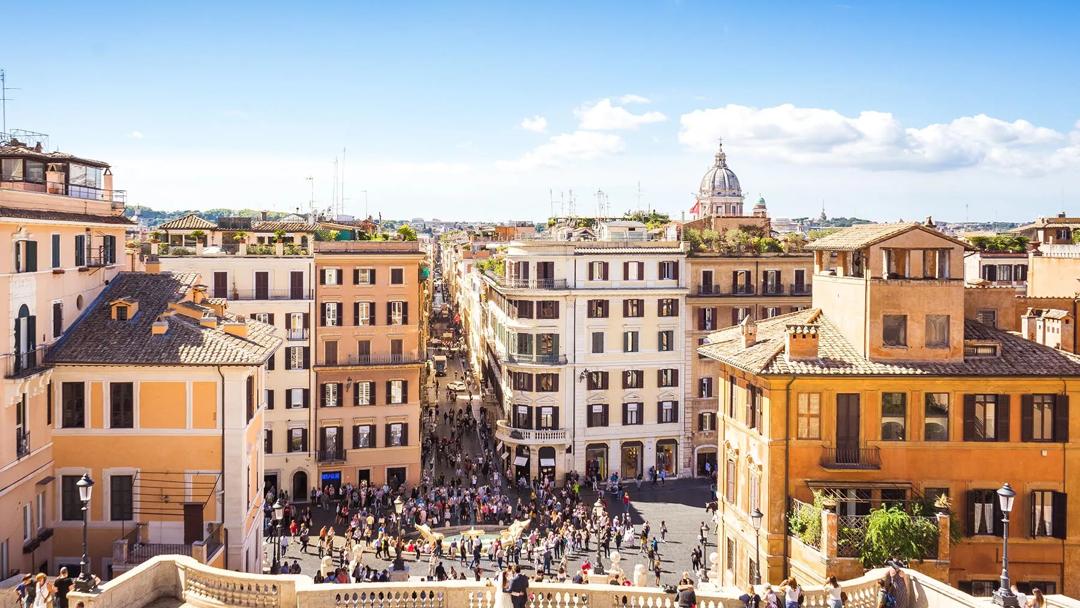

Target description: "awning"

left=514, top=456, right=529, bottom=466
left=540, top=458, right=556, bottom=467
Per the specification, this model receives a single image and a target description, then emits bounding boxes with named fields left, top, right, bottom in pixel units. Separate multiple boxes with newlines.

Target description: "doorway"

left=585, top=444, right=608, bottom=479
left=836, top=393, right=861, bottom=464
left=183, top=503, right=204, bottom=545
left=292, top=471, right=308, bottom=502
left=620, top=441, right=643, bottom=480
left=290, top=271, right=305, bottom=300
left=696, top=450, right=717, bottom=477
left=319, top=471, right=341, bottom=493
left=386, top=467, right=406, bottom=489
left=357, top=469, right=371, bottom=485
left=263, top=473, right=279, bottom=496
left=538, top=446, right=556, bottom=481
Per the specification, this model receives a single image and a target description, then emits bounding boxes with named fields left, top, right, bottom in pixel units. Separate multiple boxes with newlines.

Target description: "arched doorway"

left=696, top=448, right=718, bottom=477
left=292, top=471, right=308, bottom=502
left=513, top=445, right=530, bottom=483
left=585, top=443, right=608, bottom=480
left=656, top=439, right=678, bottom=476
left=538, top=446, right=556, bottom=482
left=620, top=441, right=643, bottom=480
left=14, top=304, right=35, bottom=373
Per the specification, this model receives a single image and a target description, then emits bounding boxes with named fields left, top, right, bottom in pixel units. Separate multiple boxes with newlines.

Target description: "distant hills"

left=125, top=206, right=290, bottom=226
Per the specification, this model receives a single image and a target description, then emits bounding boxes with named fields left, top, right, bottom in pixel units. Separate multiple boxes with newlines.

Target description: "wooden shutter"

left=303, top=312, right=310, bottom=329
left=302, top=347, right=310, bottom=369
left=370, top=269, right=377, bottom=284
left=353, top=268, right=360, bottom=284
left=300, top=428, right=308, bottom=451
left=622, top=299, right=629, bottom=317
left=370, top=381, right=377, bottom=405
left=302, top=388, right=310, bottom=408
left=25, top=241, right=37, bottom=272
left=1055, top=394, right=1069, bottom=442
left=266, top=351, right=275, bottom=371
left=285, top=313, right=292, bottom=330
left=386, top=302, right=393, bottom=325
left=320, top=383, right=326, bottom=406
left=552, top=408, right=559, bottom=430
left=353, top=302, right=361, bottom=326
left=965, top=490, right=977, bottom=536
left=402, top=380, right=409, bottom=403
left=1021, top=395, right=1034, bottom=442
left=624, top=261, right=630, bottom=280
left=698, top=307, right=705, bottom=330
left=319, top=269, right=325, bottom=285
left=369, top=302, right=377, bottom=325
left=996, top=394, right=1011, bottom=442
left=336, top=269, right=343, bottom=284
left=268, top=313, right=275, bottom=325
left=588, top=263, right=595, bottom=280
left=963, top=395, right=976, bottom=441
left=336, top=303, right=343, bottom=325
left=622, top=403, right=629, bottom=425
left=402, top=423, right=409, bottom=446
left=673, top=261, right=679, bottom=281
left=673, top=369, right=679, bottom=386
left=353, top=383, right=360, bottom=406
left=320, top=303, right=327, bottom=326
left=385, top=424, right=392, bottom=446
left=602, top=404, right=609, bottom=426
left=266, top=390, right=274, bottom=409
left=698, top=412, right=705, bottom=430
left=1052, top=491, right=1068, bottom=539
left=731, top=271, right=739, bottom=293
left=403, top=302, right=409, bottom=325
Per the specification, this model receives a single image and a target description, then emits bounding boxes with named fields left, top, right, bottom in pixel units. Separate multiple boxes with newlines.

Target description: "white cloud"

left=128, top=130, right=144, bottom=140
left=678, top=103, right=1078, bottom=176
left=576, top=99, right=667, bottom=131
left=496, top=130, right=624, bottom=171
left=520, top=115, right=548, bottom=133
left=618, top=94, right=651, bottom=105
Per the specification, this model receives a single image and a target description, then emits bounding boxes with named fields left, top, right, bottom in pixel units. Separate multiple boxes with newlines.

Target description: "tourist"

left=1027, top=587, right=1045, bottom=608
left=763, top=585, right=780, bottom=608
left=740, top=584, right=762, bottom=608
left=780, top=577, right=803, bottom=608
left=31, top=573, right=52, bottom=608
left=825, top=576, right=844, bottom=608
left=53, top=567, right=73, bottom=608
left=677, top=573, right=697, bottom=608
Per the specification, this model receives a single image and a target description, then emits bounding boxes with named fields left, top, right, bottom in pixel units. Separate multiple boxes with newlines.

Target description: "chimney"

left=152, top=317, right=169, bottom=335
left=1059, top=211, right=1067, bottom=218
left=200, top=314, right=218, bottom=329
left=740, top=316, right=758, bottom=349
left=924, top=215, right=935, bottom=228
left=785, top=324, right=820, bottom=361
left=222, top=320, right=249, bottom=338
left=192, top=285, right=208, bottom=304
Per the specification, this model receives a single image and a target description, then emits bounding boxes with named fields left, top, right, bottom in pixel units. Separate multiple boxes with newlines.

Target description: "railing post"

left=822, top=508, right=838, bottom=559
left=936, top=512, right=951, bottom=561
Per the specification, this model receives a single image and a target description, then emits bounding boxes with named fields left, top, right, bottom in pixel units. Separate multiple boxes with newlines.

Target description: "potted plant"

left=233, top=230, right=249, bottom=255
left=933, top=493, right=952, bottom=514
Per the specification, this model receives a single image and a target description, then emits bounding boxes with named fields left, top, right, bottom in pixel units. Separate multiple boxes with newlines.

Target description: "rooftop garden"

left=684, top=225, right=807, bottom=254
left=968, top=234, right=1029, bottom=253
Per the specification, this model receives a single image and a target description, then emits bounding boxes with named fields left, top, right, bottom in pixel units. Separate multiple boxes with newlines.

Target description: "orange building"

left=312, top=242, right=427, bottom=490
left=0, top=132, right=132, bottom=579
left=701, top=222, right=1080, bottom=596
left=46, top=272, right=279, bottom=576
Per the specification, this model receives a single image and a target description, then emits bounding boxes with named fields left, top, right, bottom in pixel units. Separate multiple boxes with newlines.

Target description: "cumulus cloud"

left=520, top=115, right=548, bottom=133
left=496, top=131, right=624, bottom=171
left=128, top=130, right=144, bottom=140
left=577, top=99, right=667, bottom=131
left=618, top=94, right=652, bottom=105
left=679, top=103, right=1080, bottom=176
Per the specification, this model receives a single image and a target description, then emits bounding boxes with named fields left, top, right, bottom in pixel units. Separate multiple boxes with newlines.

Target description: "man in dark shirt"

left=53, top=567, right=73, bottom=608
left=508, top=564, right=530, bottom=608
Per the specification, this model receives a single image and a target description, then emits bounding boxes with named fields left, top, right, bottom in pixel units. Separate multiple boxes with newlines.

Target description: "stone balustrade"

left=65, top=555, right=1057, bottom=608
left=495, top=419, right=569, bottom=445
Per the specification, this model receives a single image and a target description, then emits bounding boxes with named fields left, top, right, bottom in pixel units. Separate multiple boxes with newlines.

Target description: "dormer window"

left=964, top=341, right=1000, bottom=358
left=109, top=298, right=138, bottom=321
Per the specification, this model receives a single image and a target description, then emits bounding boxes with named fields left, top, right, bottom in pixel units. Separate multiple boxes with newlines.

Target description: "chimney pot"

left=785, top=323, right=820, bottom=361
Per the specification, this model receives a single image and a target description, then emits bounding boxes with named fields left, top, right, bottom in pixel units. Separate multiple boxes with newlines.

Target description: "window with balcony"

left=623, top=331, right=640, bottom=353
left=324, top=340, right=338, bottom=366
left=658, top=400, right=678, bottom=423
left=659, top=260, right=679, bottom=281
left=110, top=475, right=134, bottom=521
left=390, top=268, right=404, bottom=284
left=515, top=333, right=534, bottom=356
left=538, top=406, right=557, bottom=430
left=537, top=301, right=559, bottom=319
left=883, top=314, right=907, bottom=347
left=658, top=330, right=674, bottom=352
left=286, top=312, right=309, bottom=340
left=881, top=392, right=907, bottom=440
left=536, top=373, right=558, bottom=392
left=622, top=402, right=643, bottom=425
left=513, top=404, right=533, bottom=428
left=732, top=270, right=752, bottom=294
left=62, top=382, right=85, bottom=428
left=583, top=371, right=607, bottom=391
left=587, top=403, right=609, bottom=427
left=591, top=331, right=604, bottom=354
left=587, top=299, right=608, bottom=318
left=657, top=298, right=678, bottom=317
left=622, top=370, right=643, bottom=389
left=699, top=377, right=713, bottom=398
left=762, top=270, right=781, bottom=294
left=658, top=368, right=678, bottom=387
left=110, top=382, right=134, bottom=429
left=537, top=334, right=558, bottom=359
left=623, top=299, right=644, bottom=318
left=925, top=393, right=950, bottom=441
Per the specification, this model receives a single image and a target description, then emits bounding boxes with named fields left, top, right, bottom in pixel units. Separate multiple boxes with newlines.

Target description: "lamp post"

left=74, top=473, right=95, bottom=592
left=993, top=483, right=1019, bottom=608
left=750, top=507, right=764, bottom=585
left=394, top=495, right=405, bottom=535
left=272, top=499, right=285, bottom=566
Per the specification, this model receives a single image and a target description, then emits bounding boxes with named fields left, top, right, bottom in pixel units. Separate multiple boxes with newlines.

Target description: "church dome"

left=699, top=142, right=742, bottom=198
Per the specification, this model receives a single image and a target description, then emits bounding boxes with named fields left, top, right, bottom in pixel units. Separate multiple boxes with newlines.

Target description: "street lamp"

left=74, top=473, right=95, bottom=592
left=394, top=495, right=405, bottom=535
left=993, top=483, right=1019, bottom=608
left=272, top=499, right=285, bottom=566
left=750, top=507, right=764, bottom=585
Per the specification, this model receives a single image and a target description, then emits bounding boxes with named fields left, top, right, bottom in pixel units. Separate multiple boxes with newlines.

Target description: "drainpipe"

left=782, top=375, right=797, bottom=581
left=216, top=365, right=229, bottom=570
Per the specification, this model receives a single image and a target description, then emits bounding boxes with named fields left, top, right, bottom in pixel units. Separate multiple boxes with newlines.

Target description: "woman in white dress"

left=492, top=567, right=510, bottom=608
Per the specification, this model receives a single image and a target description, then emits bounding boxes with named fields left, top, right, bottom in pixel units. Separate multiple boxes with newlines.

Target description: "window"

left=36, top=492, right=44, bottom=532
left=1023, top=394, right=1066, bottom=442
left=732, top=307, right=750, bottom=325
left=587, top=371, right=609, bottom=390
left=513, top=404, right=532, bottom=428
left=699, top=377, right=713, bottom=398
left=623, top=299, right=644, bottom=318
left=61, top=382, right=85, bottom=428
left=288, top=428, right=307, bottom=452
left=355, top=381, right=374, bottom=406
left=389, top=380, right=406, bottom=404
left=52, top=234, right=61, bottom=269
left=1030, top=490, right=1067, bottom=538
left=537, top=334, right=558, bottom=358
left=764, top=307, right=780, bottom=318
left=22, top=504, right=31, bottom=543
left=75, top=234, right=86, bottom=267
left=52, top=301, right=63, bottom=339
left=658, top=400, right=678, bottom=423
left=390, top=268, right=404, bottom=284
left=353, top=425, right=374, bottom=449
left=797, top=393, right=821, bottom=439
left=588, top=261, right=608, bottom=280
left=964, top=342, right=1000, bottom=357
left=387, top=423, right=405, bottom=446
left=515, top=333, right=534, bottom=355
left=725, top=458, right=737, bottom=502
left=624, top=261, right=644, bottom=280
left=323, top=268, right=340, bottom=285
left=965, top=394, right=1006, bottom=441
left=883, top=314, right=907, bottom=347
left=1, top=158, right=22, bottom=180
left=622, top=370, right=643, bottom=389
left=323, top=302, right=340, bottom=326
left=537, top=406, right=556, bottom=430
left=62, top=475, right=84, bottom=521
left=15, top=395, right=27, bottom=458
left=699, top=412, right=716, bottom=431
left=536, top=373, right=558, bottom=392
left=110, top=382, right=134, bottom=428
left=322, top=383, right=340, bottom=407
left=623, top=331, right=639, bottom=353
left=749, top=468, right=761, bottom=511
left=623, top=402, right=642, bottom=425
left=658, top=368, right=678, bottom=388
left=591, top=331, right=605, bottom=354
left=925, top=315, right=950, bottom=348
left=699, top=307, right=717, bottom=331
left=746, top=386, right=762, bottom=432
left=976, top=309, right=997, bottom=328
left=881, top=392, right=907, bottom=440
left=968, top=489, right=1001, bottom=536
left=923, top=249, right=950, bottom=279
left=110, top=475, right=134, bottom=521
left=355, top=268, right=375, bottom=285
left=512, top=372, right=533, bottom=391
left=286, top=346, right=308, bottom=370
left=514, top=300, right=534, bottom=319
left=536, top=301, right=559, bottom=319
left=355, top=301, right=372, bottom=326
left=287, top=388, right=309, bottom=408
left=264, top=429, right=273, bottom=453
left=659, top=260, right=678, bottom=280
left=727, top=375, right=737, bottom=419
left=587, top=299, right=608, bottom=318
left=658, top=330, right=674, bottom=352
left=658, top=298, right=678, bottom=317
left=587, top=403, right=609, bottom=427
left=388, top=300, right=407, bottom=325
left=925, top=393, right=950, bottom=441
left=14, top=239, right=37, bottom=273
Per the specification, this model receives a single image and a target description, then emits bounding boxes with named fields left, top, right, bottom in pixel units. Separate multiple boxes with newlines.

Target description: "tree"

left=807, top=227, right=841, bottom=241
left=725, top=228, right=753, bottom=253
left=782, top=232, right=808, bottom=253
left=232, top=230, right=249, bottom=243
left=860, top=505, right=939, bottom=567
left=683, top=228, right=704, bottom=252
left=274, top=229, right=287, bottom=243
left=189, top=230, right=206, bottom=244
left=397, top=224, right=418, bottom=241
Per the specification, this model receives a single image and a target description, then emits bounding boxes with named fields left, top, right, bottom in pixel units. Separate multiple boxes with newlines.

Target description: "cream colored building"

left=0, top=132, right=132, bottom=579
left=471, top=226, right=690, bottom=482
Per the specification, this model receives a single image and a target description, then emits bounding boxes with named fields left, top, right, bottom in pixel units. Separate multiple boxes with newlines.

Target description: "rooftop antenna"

left=305, top=176, right=315, bottom=216
left=0, top=69, right=19, bottom=135
left=549, top=189, right=555, bottom=219
left=340, top=147, right=346, bottom=218
left=568, top=189, right=576, bottom=218
left=332, top=157, right=339, bottom=219
left=636, top=181, right=643, bottom=212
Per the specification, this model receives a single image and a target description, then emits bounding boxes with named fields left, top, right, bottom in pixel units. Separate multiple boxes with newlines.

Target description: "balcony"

left=504, top=352, right=567, bottom=366
left=820, top=446, right=881, bottom=470
left=3, top=345, right=51, bottom=379
left=286, top=329, right=309, bottom=341
left=111, top=524, right=224, bottom=576
left=15, top=429, right=29, bottom=459
left=495, top=419, right=569, bottom=445
left=226, top=288, right=314, bottom=301
left=791, top=283, right=813, bottom=296
left=695, top=285, right=756, bottom=296
left=318, top=447, right=346, bottom=463
left=487, top=272, right=568, bottom=290
left=316, top=354, right=423, bottom=368
left=0, top=179, right=126, bottom=207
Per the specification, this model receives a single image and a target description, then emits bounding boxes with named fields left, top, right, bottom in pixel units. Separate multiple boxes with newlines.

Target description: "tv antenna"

left=1, top=69, right=20, bottom=135
left=305, top=176, right=315, bottom=216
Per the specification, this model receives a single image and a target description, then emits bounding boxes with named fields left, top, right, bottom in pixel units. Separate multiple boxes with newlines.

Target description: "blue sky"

left=4, top=1, right=1079, bottom=221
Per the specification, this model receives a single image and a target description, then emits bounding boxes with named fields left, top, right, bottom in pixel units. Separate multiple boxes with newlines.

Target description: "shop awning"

left=514, top=456, right=529, bottom=466
left=540, top=458, right=556, bottom=467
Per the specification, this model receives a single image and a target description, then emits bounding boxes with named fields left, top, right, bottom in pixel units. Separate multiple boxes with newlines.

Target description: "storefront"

left=696, top=447, right=717, bottom=477
left=656, top=439, right=678, bottom=475
left=538, top=446, right=557, bottom=481
left=620, top=441, right=643, bottom=480
left=586, top=443, right=608, bottom=479
left=513, top=445, right=530, bottom=482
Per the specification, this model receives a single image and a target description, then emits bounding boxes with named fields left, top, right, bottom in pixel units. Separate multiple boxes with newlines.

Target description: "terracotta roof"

left=158, top=213, right=217, bottom=230
left=0, top=206, right=134, bottom=225
left=252, top=220, right=318, bottom=232
left=806, top=222, right=970, bottom=251
left=0, top=143, right=110, bottom=168
left=698, top=308, right=1080, bottom=376
left=1024, top=307, right=1071, bottom=320
left=48, top=272, right=280, bottom=366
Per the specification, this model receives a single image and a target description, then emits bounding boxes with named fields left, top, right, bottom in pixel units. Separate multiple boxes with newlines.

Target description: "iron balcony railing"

left=286, top=329, right=309, bottom=341
left=791, top=283, right=813, bottom=296
left=695, top=285, right=757, bottom=296
left=505, top=352, right=567, bottom=365
left=0, top=179, right=127, bottom=205
left=820, top=446, right=881, bottom=470
left=3, top=345, right=51, bottom=379
left=225, top=288, right=314, bottom=301
left=319, top=354, right=422, bottom=367
left=489, top=272, right=568, bottom=290
left=318, top=447, right=345, bottom=463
